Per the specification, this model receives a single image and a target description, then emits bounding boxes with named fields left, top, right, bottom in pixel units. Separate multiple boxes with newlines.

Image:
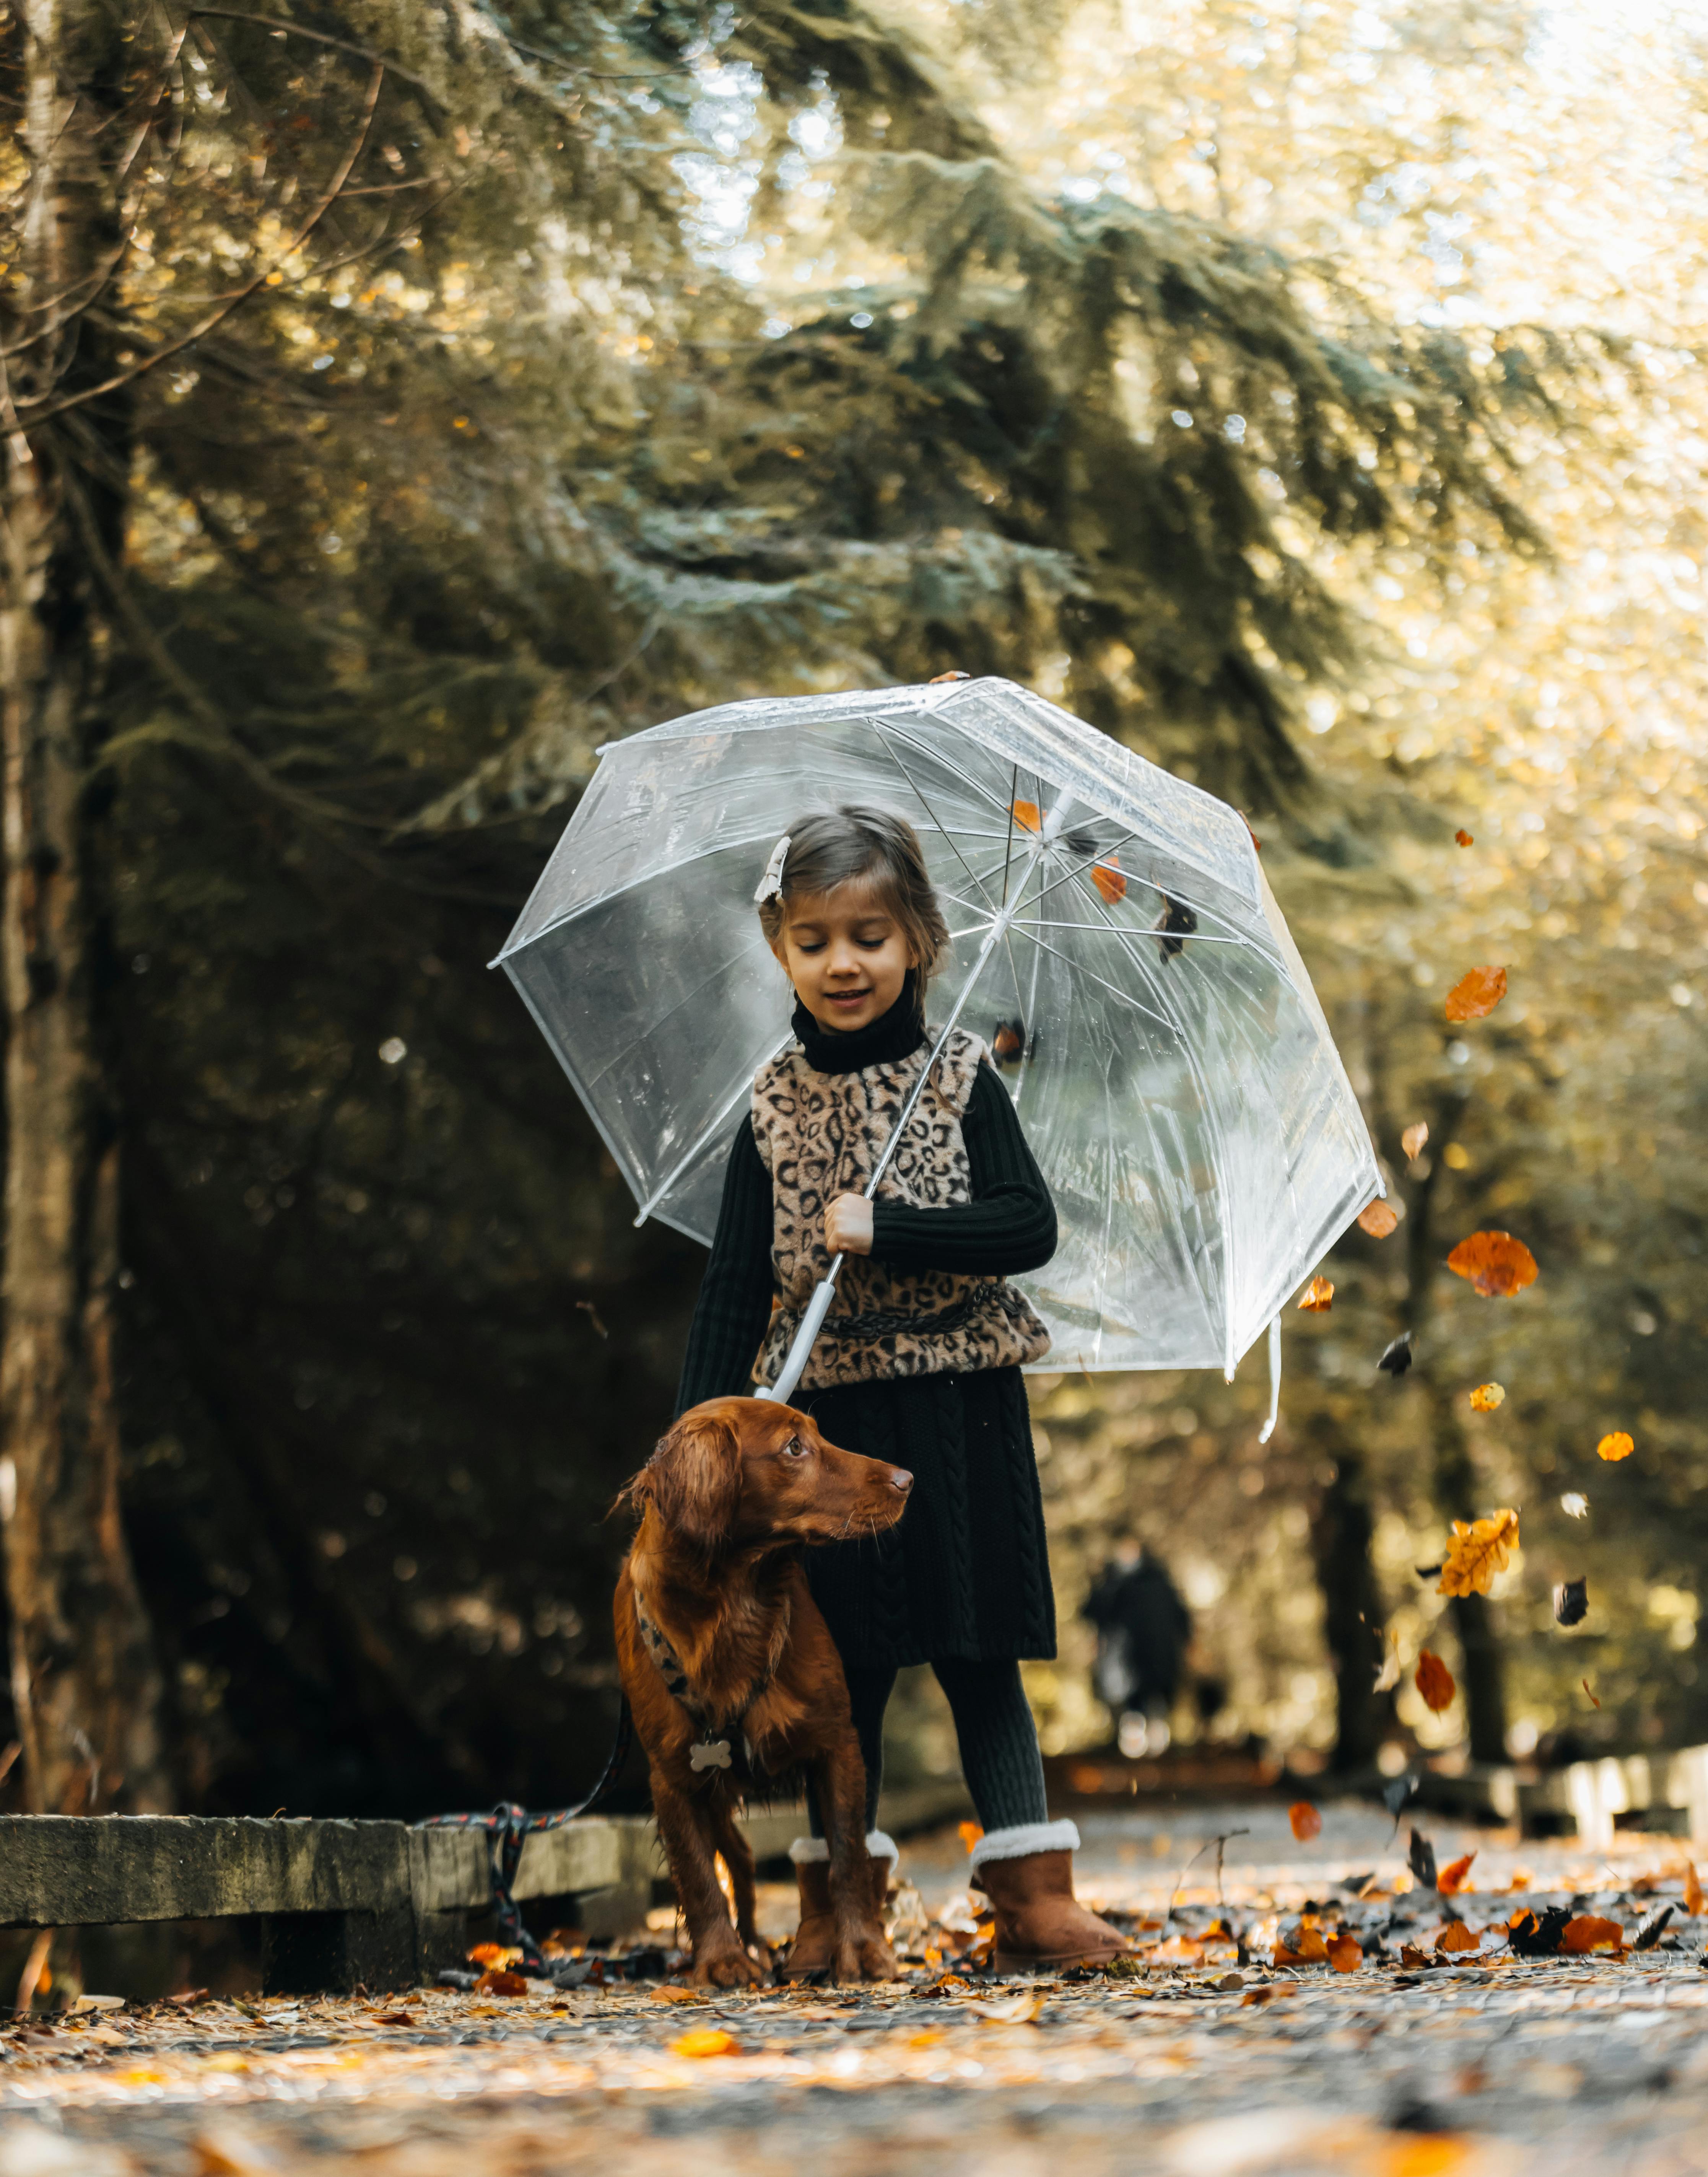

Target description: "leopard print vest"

left=749, top=1026, right=1052, bottom=1393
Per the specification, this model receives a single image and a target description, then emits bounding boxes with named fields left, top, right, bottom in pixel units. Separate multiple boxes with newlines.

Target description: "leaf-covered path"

left=4, top=1807, right=1706, bottom=2176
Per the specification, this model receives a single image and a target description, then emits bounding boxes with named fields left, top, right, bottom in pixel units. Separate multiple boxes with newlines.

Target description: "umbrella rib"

left=631, top=1026, right=796, bottom=1226
left=870, top=720, right=999, bottom=912
left=1005, top=917, right=1257, bottom=946
left=1010, top=925, right=1179, bottom=1037
left=1071, top=871, right=1245, bottom=1376
left=877, top=716, right=1024, bottom=826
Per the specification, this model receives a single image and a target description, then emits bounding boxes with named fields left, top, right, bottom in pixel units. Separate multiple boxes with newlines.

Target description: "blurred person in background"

left=1083, top=1537, right=1192, bottom=1758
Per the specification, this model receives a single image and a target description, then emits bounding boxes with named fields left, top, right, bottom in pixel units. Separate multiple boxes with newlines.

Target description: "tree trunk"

left=1397, top=1069, right=1509, bottom=1766
left=0, top=0, right=171, bottom=1814
left=1308, top=1430, right=1393, bottom=1772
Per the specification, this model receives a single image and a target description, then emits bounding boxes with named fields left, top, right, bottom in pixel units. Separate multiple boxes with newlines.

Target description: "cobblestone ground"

left=3, top=1806, right=1707, bottom=2177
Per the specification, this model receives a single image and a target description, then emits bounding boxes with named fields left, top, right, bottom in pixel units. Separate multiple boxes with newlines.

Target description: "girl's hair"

left=757, top=805, right=950, bottom=980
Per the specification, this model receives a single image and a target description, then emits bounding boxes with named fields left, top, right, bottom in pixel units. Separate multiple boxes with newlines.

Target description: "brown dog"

left=615, top=1395, right=912, bottom=1987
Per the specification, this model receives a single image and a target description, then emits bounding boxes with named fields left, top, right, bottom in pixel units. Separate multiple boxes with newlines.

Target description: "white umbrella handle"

left=755, top=1273, right=843, bottom=1405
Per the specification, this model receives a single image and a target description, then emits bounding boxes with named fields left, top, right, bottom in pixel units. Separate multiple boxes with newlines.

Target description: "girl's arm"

left=867, top=1062, right=1057, bottom=1275
left=674, top=1118, right=777, bottom=1415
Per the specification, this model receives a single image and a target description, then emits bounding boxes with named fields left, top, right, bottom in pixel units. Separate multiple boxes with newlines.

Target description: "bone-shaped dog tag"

left=690, top=1738, right=732, bottom=1772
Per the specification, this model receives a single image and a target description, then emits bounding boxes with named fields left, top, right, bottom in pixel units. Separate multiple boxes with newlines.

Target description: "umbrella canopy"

left=494, top=676, right=1380, bottom=1383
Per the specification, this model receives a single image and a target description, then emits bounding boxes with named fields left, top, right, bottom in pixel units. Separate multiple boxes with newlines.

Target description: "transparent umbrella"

left=493, top=676, right=1381, bottom=1425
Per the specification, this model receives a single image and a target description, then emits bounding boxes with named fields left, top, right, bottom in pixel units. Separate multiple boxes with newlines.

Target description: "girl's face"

left=770, top=880, right=916, bottom=1034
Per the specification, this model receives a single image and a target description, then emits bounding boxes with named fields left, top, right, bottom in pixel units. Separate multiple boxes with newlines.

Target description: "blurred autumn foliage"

left=2, top=0, right=1705, bottom=1816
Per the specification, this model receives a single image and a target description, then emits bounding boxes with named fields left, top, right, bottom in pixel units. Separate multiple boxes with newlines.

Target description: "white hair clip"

left=753, top=834, right=792, bottom=904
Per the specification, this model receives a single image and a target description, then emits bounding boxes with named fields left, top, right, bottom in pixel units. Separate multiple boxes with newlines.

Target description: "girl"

left=676, top=804, right=1126, bottom=1973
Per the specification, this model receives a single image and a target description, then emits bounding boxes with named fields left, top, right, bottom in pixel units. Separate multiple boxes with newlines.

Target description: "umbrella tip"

left=927, top=670, right=970, bottom=684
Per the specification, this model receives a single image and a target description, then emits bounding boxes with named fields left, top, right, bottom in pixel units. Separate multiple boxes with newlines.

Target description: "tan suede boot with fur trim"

left=970, top=1822, right=1128, bottom=1973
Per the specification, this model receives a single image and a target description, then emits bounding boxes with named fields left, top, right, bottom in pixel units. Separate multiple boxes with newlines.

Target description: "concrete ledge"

left=0, top=1778, right=973, bottom=1992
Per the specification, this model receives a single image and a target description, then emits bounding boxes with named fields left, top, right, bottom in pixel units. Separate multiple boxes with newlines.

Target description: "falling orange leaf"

left=992, top=1021, right=1024, bottom=1061
left=1297, top=1275, right=1334, bottom=1312
left=1437, top=1509, right=1519, bottom=1598
left=1435, top=1920, right=1481, bottom=1954
left=1011, top=799, right=1041, bottom=834
left=1446, top=1230, right=1539, bottom=1298
left=468, top=1943, right=522, bottom=1968
left=1401, top=1121, right=1430, bottom=1160
left=958, top=1821, right=985, bottom=1853
left=1682, top=1863, right=1704, bottom=1916
left=1455, top=829, right=1474, bottom=847
left=1596, top=1431, right=1634, bottom=1463
left=1438, top=1853, right=1476, bottom=1896
left=1560, top=1915, right=1626, bottom=1954
left=1289, top=1801, right=1322, bottom=1842
left=673, top=2027, right=742, bottom=2058
left=1327, top=1933, right=1363, bottom=1973
left=1468, top=1382, right=1505, bottom=1412
left=1415, top=1649, right=1456, bottom=1713
left=1583, top=1678, right=1600, bottom=1708
left=1091, top=857, right=1128, bottom=905
left=1444, top=966, right=1508, bottom=1022
left=1358, top=1199, right=1400, bottom=1238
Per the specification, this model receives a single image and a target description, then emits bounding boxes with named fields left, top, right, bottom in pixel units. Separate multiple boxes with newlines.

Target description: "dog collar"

left=632, top=1592, right=783, bottom=1774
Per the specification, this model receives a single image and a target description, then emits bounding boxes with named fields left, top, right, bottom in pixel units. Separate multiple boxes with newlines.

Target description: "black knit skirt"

left=797, top=1365, right=1056, bottom=1669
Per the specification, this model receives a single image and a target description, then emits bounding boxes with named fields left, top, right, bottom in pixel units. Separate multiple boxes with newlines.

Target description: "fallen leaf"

left=1455, top=829, right=1474, bottom=847
left=1011, top=799, right=1041, bottom=834
left=1415, top=1650, right=1456, bottom=1713
left=1409, top=1830, right=1440, bottom=1890
left=1150, top=1934, right=1206, bottom=1964
left=1444, top=965, right=1508, bottom=1021
left=372, top=2010, right=416, bottom=2026
left=966, top=1991, right=1044, bottom=2022
left=1298, top=1275, right=1334, bottom=1312
left=1436, top=1920, right=1481, bottom=1954
left=1683, top=1863, right=1705, bottom=1915
left=991, top=1019, right=1025, bottom=1063
left=1327, top=1933, right=1363, bottom=1973
left=1560, top=1915, right=1625, bottom=1954
left=1436, top=1508, right=1520, bottom=1598
left=1554, top=1579, right=1588, bottom=1627
left=1635, top=1905, right=1675, bottom=1950
left=1241, top=1983, right=1297, bottom=2006
left=474, top=1969, right=529, bottom=1997
left=672, top=2027, right=742, bottom=2058
left=1378, top=1331, right=1414, bottom=1377
left=1438, top=1853, right=1476, bottom=1895
left=958, top=1821, right=984, bottom=1853
left=1446, top=1230, right=1539, bottom=1297
left=1358, top=1198, right=1401, bottom=1237
left=1091, top=857, right=1127, bottom=905
left=1468, top=1382, right=1505, bottom=1412
left=1596, top=1431, right=1634, bottom=1462
left=1156, top=895, right=1198, bottom=961
left=468, top=1943, right=522, bottom=1968
left=1289, top=1801, right=1322, bottom=1842
left=1583, top=1678, right=1601, bottom=1708
left=1398, top=1943, right=1433, bottom=1969
left=1402, top=1122, right=1430, bottom=1160
left=908, top=2028, right=947, bottom=2048
left=1273, top=1926, right=1329, bottom=1966
left=647, top=1986, right=705, bottom=2005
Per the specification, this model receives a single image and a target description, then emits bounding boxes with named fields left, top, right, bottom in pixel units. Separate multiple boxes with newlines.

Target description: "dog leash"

left=414, top=1695, right=634, bottom=1975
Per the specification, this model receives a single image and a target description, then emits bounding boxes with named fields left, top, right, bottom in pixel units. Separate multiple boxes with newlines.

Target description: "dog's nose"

left=888, top=1467, right=913, bottom=1493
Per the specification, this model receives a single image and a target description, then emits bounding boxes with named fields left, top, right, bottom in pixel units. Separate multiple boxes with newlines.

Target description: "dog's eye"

left=781, top=1436, right=808, bottom=1459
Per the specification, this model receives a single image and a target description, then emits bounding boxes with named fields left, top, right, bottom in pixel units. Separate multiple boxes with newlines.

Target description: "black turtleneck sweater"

left=675, top=982, right=1057, bottom=1414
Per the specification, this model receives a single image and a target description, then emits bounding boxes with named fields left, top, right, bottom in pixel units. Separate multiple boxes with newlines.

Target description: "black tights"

left=807, top=1659, right=1050, bottom=1838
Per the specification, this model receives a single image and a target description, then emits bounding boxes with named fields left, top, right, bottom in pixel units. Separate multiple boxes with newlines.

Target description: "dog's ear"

left=629, top=1411, right=742, bottom=1550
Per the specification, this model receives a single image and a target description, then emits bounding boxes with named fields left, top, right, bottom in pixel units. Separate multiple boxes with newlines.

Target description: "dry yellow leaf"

left=1401, top=1121, right=1429, bottom=1160
left=1468, top=1382, right=1505, bottom=1412
left=1297, top=1274, right=1334, bottom=1312
left=1596, top=1431, right=1634, bottom=1462
left=1683, top=1862, right=1704, bottom=1915
left=1435, top=1920, right=1480, bottom=1954
left=1358, top=1198, right=1400, bottom=1237
left=1436, top=1508, right=1519, bottom=1598
left=1414, top=1649, right=1456, bottom=1712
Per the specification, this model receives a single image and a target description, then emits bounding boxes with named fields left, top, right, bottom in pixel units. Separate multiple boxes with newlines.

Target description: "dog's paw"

left=691, top=1947, right=766, bottom=1989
